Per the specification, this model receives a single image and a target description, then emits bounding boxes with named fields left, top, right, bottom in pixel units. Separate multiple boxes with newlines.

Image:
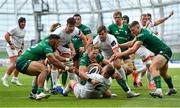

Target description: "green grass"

left=0, top=67, right=180, bottom=107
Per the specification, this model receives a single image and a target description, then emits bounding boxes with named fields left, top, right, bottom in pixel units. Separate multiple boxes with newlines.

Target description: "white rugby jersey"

left=136, top=46, right=154, bottom=60
left=52, top=26, right=80, bottom=47
left=7, top=25, right=26, bottom=49
left=146, top=21, right=158, bottom=34
left=84, top=73, right=112, bottom=98
left=93, top=34, right=120, bottom=59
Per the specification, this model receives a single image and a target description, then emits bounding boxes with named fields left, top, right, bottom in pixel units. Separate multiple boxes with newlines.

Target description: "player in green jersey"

left=108, top=10, right=138, bottom=87
left=16, top=34, right=75, bottom=100
left=113, top=21, right=177, bottom=98
left=72, top=13, right=92, bottom=69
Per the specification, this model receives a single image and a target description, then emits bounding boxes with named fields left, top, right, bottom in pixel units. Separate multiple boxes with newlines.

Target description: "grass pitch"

left=0, top=67, right=180, bottom=107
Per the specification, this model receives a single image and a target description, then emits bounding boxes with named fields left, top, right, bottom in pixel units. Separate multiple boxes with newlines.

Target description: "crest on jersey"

left=88, top=66, right=101, bottom=74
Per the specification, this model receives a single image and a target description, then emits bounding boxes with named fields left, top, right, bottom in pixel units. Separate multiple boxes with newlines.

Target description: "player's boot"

left=165, top=88, right=177, bottom=96
left=36, top=92, right=50, bottom=100
left=11, top=78, right=22, bottom=86
left=133, top=81, right=138, bottom=87
left=29, top=92, right=36, bottom=99
left=50, top=88, right=58, bottom=95
left=127, top=91, right=140, bottom=98
left=149, top=90, right=163, bottom=98
left=1, top=77, right=9, bottom=87
left=56, top=86, right=63, bottom=94
left=111, top=93, right=118, bottom=97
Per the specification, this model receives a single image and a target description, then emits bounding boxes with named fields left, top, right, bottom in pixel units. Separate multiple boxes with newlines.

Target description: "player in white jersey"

left=1, top=17, right=26, bottom=87
left=50, top=17, right=87, bottom=91
left=146, top=11, right=174, bottom=35
left=93, top=25, right=140, bottom=98
left=63, top=64, right=115, bottom=99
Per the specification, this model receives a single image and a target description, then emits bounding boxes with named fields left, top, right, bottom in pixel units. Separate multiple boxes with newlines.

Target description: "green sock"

left=62, top=71, right=68, bottom=86
left=116, top=79, right=129, bottom=92
left=46, top=74, right=51, bottom=81
left=37, top=87, right=44, bottom=94
left=153, top=76, right=162, bottom=88
left=164, top=76, right=174, bottom=88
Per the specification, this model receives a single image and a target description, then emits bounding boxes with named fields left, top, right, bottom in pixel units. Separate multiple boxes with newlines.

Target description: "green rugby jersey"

left=136, top=28, right=171, bottom=55
left=72, top=24, right=91, bottom=50
left=19, top=37, right=54, bottom=60
left=80, top=53, right=104, bottom=67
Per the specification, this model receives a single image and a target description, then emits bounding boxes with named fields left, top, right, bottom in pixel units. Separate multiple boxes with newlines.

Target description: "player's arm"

left=79, top=65, right=98, bottom=85
left=4, top=32, right=15, bottom=49
left=86, top=33, right=92, bottom=47
left=113, top=41, right=142, bottom=59
left=69, top=42, right=76, bottom=57
left=79, top=66, right=88, bottom=80
left=54, top=50, right=71, bottom=62
left=119, top=38, right=136, bottom=48
left=47, top=53, right=73, bottom=71
left=79, top=31, right=87, bottom=52
left=153, top=11, right=174, bottom=26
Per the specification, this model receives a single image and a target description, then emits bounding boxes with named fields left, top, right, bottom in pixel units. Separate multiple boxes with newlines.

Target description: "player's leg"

left=160, top=63, right=177, bottom=96
left=149, top=55, right=166, bottom=98
left=113, top=59, right=140, bottom=98
left=1, top=56, right=17, bottom=87
left=26, top=61, right=50, bottom=100
left=11, top=69, right=22, bottom=86
left=63, top=80, right=77, bottom=96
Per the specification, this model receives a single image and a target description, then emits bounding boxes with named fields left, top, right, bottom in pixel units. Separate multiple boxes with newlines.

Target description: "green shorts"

left=158, top=47, right=172, bottom=62
left=16, top=57, right=31, bottom=74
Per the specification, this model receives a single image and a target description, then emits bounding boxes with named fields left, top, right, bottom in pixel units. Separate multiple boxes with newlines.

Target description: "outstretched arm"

left=154, top=11, right=174, bottom=26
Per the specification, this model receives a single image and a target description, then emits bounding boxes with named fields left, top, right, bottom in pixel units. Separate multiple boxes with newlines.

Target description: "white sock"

left=156, top=88, right=162, bottom=93
left=12, top=76, right=18, bottom=80
left=137, top=65, right=147, bottom=74
left=3, top=73, right=9, bottom=80
left=147, top=71, right=153, bottom=83
left=118, top=67, right=126, bottom=80
left=118, top=67, right=131, bottom=91
left=51, top=70, right=58, bottom=88
left=137, top=73, right=142, bottom=82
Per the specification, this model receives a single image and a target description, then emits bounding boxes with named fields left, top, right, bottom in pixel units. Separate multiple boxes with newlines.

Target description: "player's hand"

left=79, top=47, right=85, bottom=53
left=113, top=52, right=122, bottom=59
left=18, top=49, right=23, bottom=55
left=91, top=79, right=99, bottom=85
left=10, top=44, right=15, bottom=50
left=169, top=11, right=174, bottom=17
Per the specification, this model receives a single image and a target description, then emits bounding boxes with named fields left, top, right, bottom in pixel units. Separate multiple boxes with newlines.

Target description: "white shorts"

left=73, top=83, right=105, bottom=99
left=6, top=46, right=20, bottom=58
